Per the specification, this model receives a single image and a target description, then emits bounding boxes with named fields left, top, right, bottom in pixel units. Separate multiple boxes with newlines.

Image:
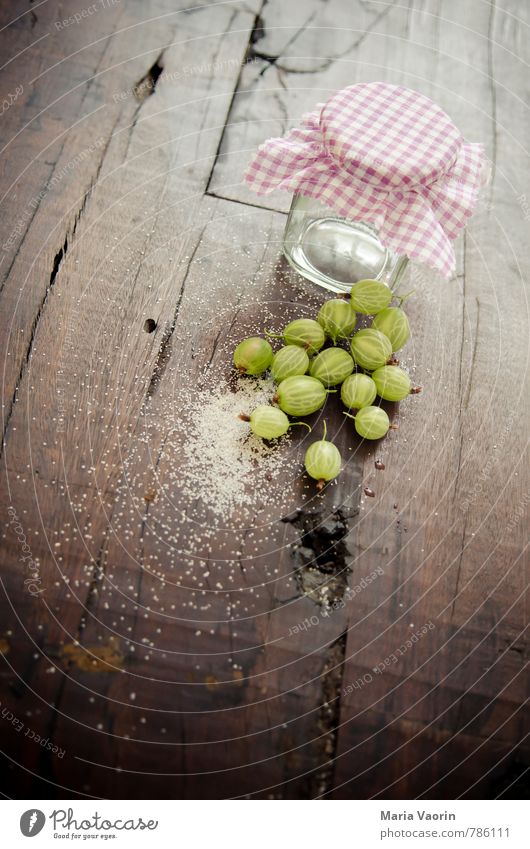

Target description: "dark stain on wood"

left=283, top=508, right=353, bottom=608
left=61, top=639, right=123, bottom=673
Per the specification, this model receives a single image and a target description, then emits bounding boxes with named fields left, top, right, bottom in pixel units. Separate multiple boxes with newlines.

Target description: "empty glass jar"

left=283, top=194, right=408, bottom=294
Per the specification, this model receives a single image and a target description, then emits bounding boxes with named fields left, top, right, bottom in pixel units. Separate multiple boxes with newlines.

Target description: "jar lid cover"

left=245, top=82, right=486, bottom=277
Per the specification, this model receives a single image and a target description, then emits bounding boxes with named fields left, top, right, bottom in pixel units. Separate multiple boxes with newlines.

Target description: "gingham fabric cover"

left=245, top=82, right=485, bottom=277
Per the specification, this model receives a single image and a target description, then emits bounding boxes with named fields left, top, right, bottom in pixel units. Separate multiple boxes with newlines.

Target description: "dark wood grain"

left=0, top=0, right=528, bottom=800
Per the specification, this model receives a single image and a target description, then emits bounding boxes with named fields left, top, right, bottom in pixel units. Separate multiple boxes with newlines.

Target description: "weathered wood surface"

left=0, top=0, right=528, bottom=800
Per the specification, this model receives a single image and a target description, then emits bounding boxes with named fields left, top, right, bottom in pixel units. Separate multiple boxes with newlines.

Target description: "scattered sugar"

left=177, top=377, right=295, bottom=516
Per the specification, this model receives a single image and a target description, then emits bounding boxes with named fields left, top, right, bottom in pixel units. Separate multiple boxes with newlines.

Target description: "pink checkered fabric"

left=245, top=82, right=486, bottom=277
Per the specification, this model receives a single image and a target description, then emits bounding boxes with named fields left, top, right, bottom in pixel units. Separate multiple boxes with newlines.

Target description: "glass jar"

left=283, top=194, right=408, bottom=294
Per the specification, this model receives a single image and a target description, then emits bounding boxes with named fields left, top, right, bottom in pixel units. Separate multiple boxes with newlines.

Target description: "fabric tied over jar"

left=245, top=82, right=486, bottom=278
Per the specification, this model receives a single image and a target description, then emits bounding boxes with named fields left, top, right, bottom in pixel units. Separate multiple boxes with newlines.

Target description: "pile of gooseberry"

left=234, top=279, right=420, bottom=490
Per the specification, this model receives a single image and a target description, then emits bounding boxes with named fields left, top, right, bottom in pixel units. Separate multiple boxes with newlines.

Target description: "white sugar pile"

left=166, top=377, right=301, bottom=518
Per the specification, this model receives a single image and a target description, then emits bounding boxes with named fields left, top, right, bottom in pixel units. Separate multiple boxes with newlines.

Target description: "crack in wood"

left=205, top=189, right=287, bottom=215
left=0, top=159, right=62, bottom=296
left=204, top=0, right=268, bottom=193
left=145, top=323, right=173, bottom=398
left=0, top=115, right=119, bottom=460
left=463, top=300, right=481, bottom=412
left=133, top=54, right=164, bottom=104
left=453, top=232, right=469, bottom=507
left=450, top=515, right=468, bottom=622
left=250, top=0, right=395, bottom=76
left=0, top=92, right=119, bottom=299
left=72, top=112, right=121, bottom=239
left=248, top=10, right=266, bottom=49
left=207, top=0, right=396, bottom=203
left=145, top=222, right=207, bottom=398
left=124, top=52, right=165, bottom=159
left=205, top=322, right=227, bottom=373
left=308, top=630, right=348, bottom=798
left=248, top=6, right=319, bottom=74
left=1, top=234, right=68, bottom=460
left=282, top=507, right=354, bottom=609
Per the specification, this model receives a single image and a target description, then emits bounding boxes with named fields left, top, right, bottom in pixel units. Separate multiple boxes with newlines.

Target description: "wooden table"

left=0, top=0, right=528, bottom=800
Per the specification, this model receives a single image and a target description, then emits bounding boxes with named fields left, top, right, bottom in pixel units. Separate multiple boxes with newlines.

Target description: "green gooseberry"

left=340, top=373, right=377, bottom=410
left=345, top=406, right=390, bottom=440
left=304, top=422, right=342, bottom=490
left=372, top=366, right=411, bottom=401
left=240, top=406, right=309, bottom=440
left=317, top=299, right=357, bottom=343
left=372, top=307, right=410, bottom=351
left=350, top=328, right=392, bottom=371
left=233, top=336, right=273, bottom=375
left=270, top=345, right=309, bottom=383
left=309, top=347, right=354, bottom=387
left=350, top=279, right=392, bottom=315
left=273, top=375, right=328, bottom=416
left=267, top=319, right=325, bottom=355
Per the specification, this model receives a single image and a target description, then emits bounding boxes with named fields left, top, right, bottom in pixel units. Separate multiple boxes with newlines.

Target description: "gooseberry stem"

left=395, top=288, right=416, bottom=305
left=343, top=412, right=357, bottom=421
left=316, top=479, right=326, bottom=491
left=265, top=329, right=282, bottom=340
left=322, top=420, right=327, bottom=440
left=239, top=413, right=251, bottom=422
left=291, top=421, right=312, bottom=431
